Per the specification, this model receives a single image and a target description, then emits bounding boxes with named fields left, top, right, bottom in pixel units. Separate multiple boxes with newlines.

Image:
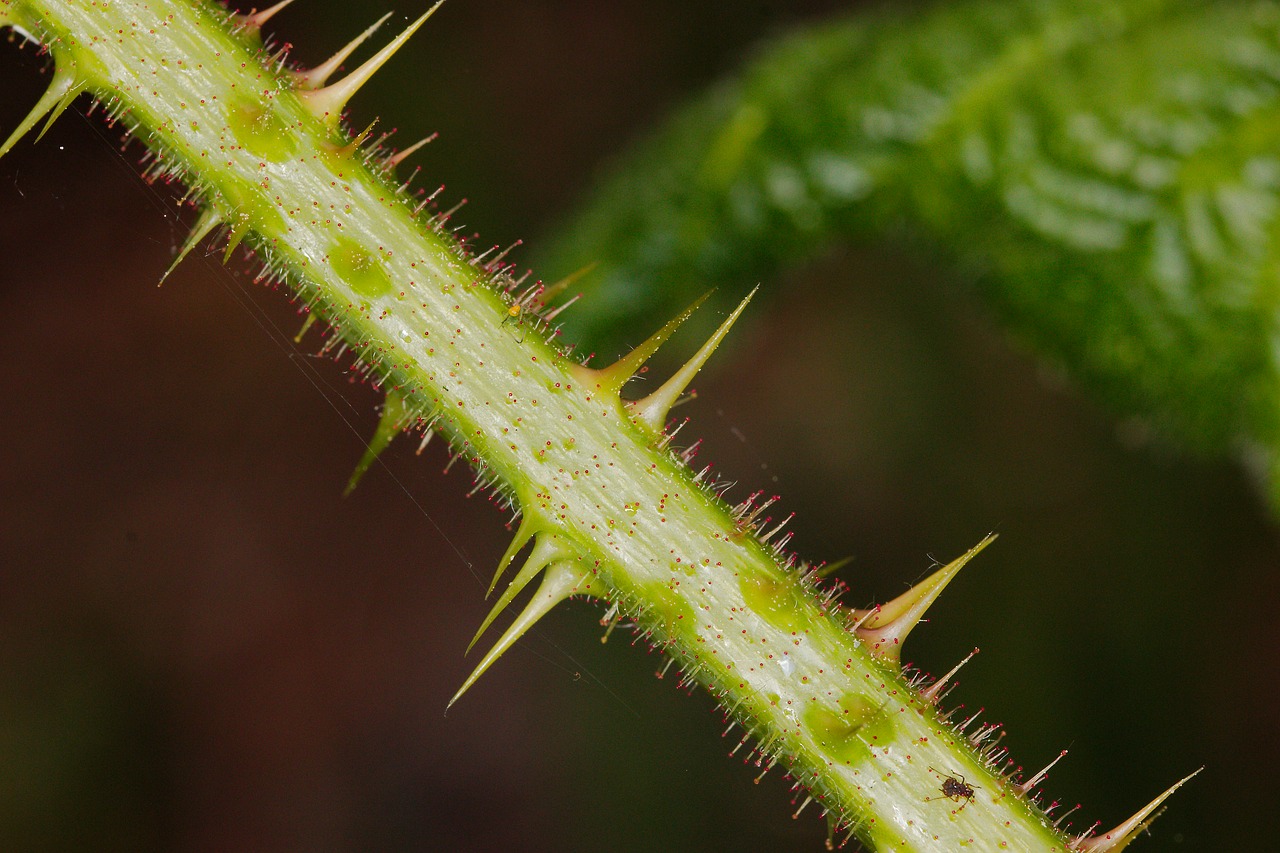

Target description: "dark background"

left=1, top=1, right=1274, bottom=850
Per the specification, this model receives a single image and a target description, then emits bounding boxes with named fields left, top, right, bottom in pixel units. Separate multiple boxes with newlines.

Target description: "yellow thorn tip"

left=539, top=261, right=599, bottom=304
left=293, top=312, right=318, bottom=344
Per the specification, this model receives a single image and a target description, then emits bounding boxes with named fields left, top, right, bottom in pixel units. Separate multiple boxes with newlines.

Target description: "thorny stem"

left=0, top=1, right=1194, bottom=849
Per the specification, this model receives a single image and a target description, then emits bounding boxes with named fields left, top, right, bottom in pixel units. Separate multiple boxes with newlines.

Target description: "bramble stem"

left=0, top=1, right=1170, bottom=849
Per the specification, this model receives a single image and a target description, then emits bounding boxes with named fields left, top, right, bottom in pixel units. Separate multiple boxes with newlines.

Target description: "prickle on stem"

left=1075, top=768, right=1203, bottom=852
left=297, top=4, right=443, bottom=128
left=576, top=290, right=713, bottom=398
left=486, top=516, right=535, bottom=597
left=920, top=646, right=979, bottom=703
left=385, top=134, right=436, bottom=170
left=468, top=531, right=576, bottom=653
left=159, top=208, right=223, bottom=286
left=628, top=287, right=758, bottom=433
left=448, top=561, right=590, bottom=709
left=232, top=0, right=297, bottom=36
left=0, top=62, right=84, bottom=161
left=854, top=533, right=996, bottom=663
left=294, top=11, right=393, bottom=90
left=344, top=390, right=409, bottom=496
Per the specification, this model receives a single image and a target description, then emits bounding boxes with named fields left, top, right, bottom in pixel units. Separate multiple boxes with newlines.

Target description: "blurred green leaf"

left=540, top=0, right=1280, bottom=501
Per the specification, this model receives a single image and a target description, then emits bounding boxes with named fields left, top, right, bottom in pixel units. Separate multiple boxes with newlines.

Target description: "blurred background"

left=1, top=1, right=1275, bottom=850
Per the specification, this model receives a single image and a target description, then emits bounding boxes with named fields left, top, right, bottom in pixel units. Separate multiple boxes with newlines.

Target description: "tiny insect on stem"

left=500, top=304, right=525, bottom=342
left=925, top=767, right=978, bottom=814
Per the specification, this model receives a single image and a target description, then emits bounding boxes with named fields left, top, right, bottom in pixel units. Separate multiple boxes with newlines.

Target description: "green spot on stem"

left=644, top=580, right=696, bottom=634
left=739, top=571, right=806, bottom=633
left=331, top=237, right=392, bottom=298
left=228, top=95, right=298, bottom=161
left=218, top=181, right=285, bottom=246
left=804, top=693, right=883, bottom=765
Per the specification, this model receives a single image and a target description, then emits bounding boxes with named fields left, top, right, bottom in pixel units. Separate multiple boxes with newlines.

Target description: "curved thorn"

left=294, top=11, right=393, bottom=90
left=448, top=562, right=587, bottom=709
left=298, top=4, right=442, bottom=127
left=344, top=390, right=408, bottom=496
left=0, top=64, right=79, bottom=160
left=854, top=533, right=996, bottom=663
left=468, top=534, right=574, bottom=653
left=159, top=208, right=222, bottom=285
left=629, top=286, right=758, bottom=432
left=1076, top=768, right=1203, bottom=852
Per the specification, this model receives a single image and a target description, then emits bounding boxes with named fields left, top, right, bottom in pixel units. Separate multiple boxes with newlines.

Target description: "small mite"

left=500, top=303, right=525, bottom=342
left=925, top=767, right=977, bottom=813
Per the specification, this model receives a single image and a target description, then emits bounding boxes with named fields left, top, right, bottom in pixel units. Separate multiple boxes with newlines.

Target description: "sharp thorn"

left=1075, top=768, right=1203, bottom=852
left=854, top=533, right=996, bottom=663
left=0, top=65, right=79, bottom=160
left=571, top=291, right=713, bottom=397
left=298, top=4, right=442, bottom=126
left=35, top=77, right=85, bottom=144
left=159, top=208, right=222, bottom=286
left=487, top=516, right=535, bottom=597
left=448, top=562, right=587, bottom=709
left=629, top=286, right=758, bottom=433
left=326, top=118, right=380, bottom=159
left=467, top=533, right=573, bottom=654
left=294, top=12, right=393, bottom=90
left=222, top=215, right=252, bottom=264
left=343, top=390, right=408, bottom=496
